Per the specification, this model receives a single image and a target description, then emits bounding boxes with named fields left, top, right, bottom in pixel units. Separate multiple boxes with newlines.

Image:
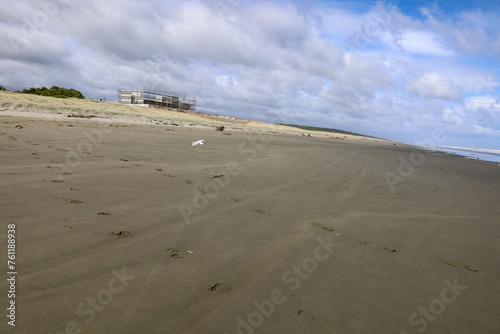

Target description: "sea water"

left=424, top=146, right=500, bottom=163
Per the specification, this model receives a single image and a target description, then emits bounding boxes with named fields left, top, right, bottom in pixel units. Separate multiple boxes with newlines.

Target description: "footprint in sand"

left=59, top=217, right=85, bottom=231
left=297, top=309, right=321, bottom=328
left=109, top=231, right=132, bottom=238
left=255, top=209, right=271, bottom=216
left=462, top=265, right=478, bottom=272
left=209, top=283, right=232, bottom=294
left=230, top=197, right=241, bottom=203
left=98, top=212, right=111, bottom=216
left=183, top=281, right=204, bottom=290
left=68, top=199, right=82, bottom=204
left=186, top=180, right=193, bottom=184
left=441, top=259, right=478, bottom=272
left=297, top=309, right=317, bottom=321
left=442, top=260, right=459, bottom=267
left=311, top=222, right=334, bottom=232
left=358, top=241, right=375, bottom=247
left=358, top=241, right=397, bottom=252
left=166, top=248, right=182, bottom=258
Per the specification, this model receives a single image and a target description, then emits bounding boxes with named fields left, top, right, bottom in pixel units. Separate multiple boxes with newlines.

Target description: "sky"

left=1, top=0, right=499, bottom=148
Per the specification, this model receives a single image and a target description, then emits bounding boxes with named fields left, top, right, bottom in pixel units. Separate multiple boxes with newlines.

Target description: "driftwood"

left=215, top=126, right=225, bottom=131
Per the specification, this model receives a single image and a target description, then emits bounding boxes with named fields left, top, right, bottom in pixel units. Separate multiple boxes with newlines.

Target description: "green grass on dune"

left=279, top=124, right=381, bottom=139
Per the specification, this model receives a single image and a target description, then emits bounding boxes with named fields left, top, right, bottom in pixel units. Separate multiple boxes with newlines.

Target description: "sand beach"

left=1, top=93, right=500, bottom=333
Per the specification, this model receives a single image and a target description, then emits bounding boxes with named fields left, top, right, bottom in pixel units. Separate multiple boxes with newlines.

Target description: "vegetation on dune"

left=279, top=123, right=379, bottom=139
left=0, top=85, right=6, bottom=91
left=18, top=86, right=84, bottom=99
left=0, top=90, right=373, bottom=140
left=0, top=90, right=228, bottom=125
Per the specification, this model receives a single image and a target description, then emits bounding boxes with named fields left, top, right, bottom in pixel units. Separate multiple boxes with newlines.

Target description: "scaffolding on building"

left=118, top=89, right=196, bottom=112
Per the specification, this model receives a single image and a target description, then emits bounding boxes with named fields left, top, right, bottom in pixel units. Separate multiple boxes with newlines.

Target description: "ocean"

left=423, top=146, right=500, bottom=163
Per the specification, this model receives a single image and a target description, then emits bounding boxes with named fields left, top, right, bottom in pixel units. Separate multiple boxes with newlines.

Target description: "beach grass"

left=0, top=91, right=367, bottom=139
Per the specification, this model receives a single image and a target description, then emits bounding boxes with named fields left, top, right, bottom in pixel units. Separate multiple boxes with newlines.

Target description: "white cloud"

left=399, top=30, right=455, bottom=56
left=465, top=96, right=500, bottom=111
left=474, top=124, right=500, bottom=136
left=419, top=7, right=492, bottom=55
left=0, top=0, right=498, bottom=148
left=408, top=72, right=462, bottom=101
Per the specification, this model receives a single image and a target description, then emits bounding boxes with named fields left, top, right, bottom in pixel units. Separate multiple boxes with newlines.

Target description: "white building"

left=118, top=89, right=196, bottom=112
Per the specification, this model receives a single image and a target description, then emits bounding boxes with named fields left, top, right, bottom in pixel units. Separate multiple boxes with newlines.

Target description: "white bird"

left=191, top=140, right=205, bottom=147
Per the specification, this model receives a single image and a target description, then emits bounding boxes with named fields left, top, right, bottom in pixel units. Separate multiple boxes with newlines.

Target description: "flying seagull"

left=191, top=140, right=205, bottom=147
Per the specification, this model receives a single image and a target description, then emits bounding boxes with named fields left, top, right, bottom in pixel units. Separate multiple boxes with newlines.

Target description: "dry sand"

left=1, top=100, right=500, bottom=333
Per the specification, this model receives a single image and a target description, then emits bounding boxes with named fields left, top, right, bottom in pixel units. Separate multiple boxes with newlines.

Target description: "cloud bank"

left=1, top=0, right=499, bottom=148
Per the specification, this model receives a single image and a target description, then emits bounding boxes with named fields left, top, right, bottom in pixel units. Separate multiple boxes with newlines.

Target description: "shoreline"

left=419, top=145, right=500, bottom=164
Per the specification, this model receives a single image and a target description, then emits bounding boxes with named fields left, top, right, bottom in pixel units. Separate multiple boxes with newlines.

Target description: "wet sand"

left=1, top=115, right=499, bottom=334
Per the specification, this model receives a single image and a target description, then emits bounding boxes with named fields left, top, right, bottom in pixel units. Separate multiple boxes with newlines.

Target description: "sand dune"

left=0, top=91, right=367, bottom=140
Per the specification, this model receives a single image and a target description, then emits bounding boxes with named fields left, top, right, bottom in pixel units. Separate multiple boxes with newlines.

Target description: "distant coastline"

left=437, top=146, right=500, bottom=155
left=422, top=145, right=500, bottom=163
